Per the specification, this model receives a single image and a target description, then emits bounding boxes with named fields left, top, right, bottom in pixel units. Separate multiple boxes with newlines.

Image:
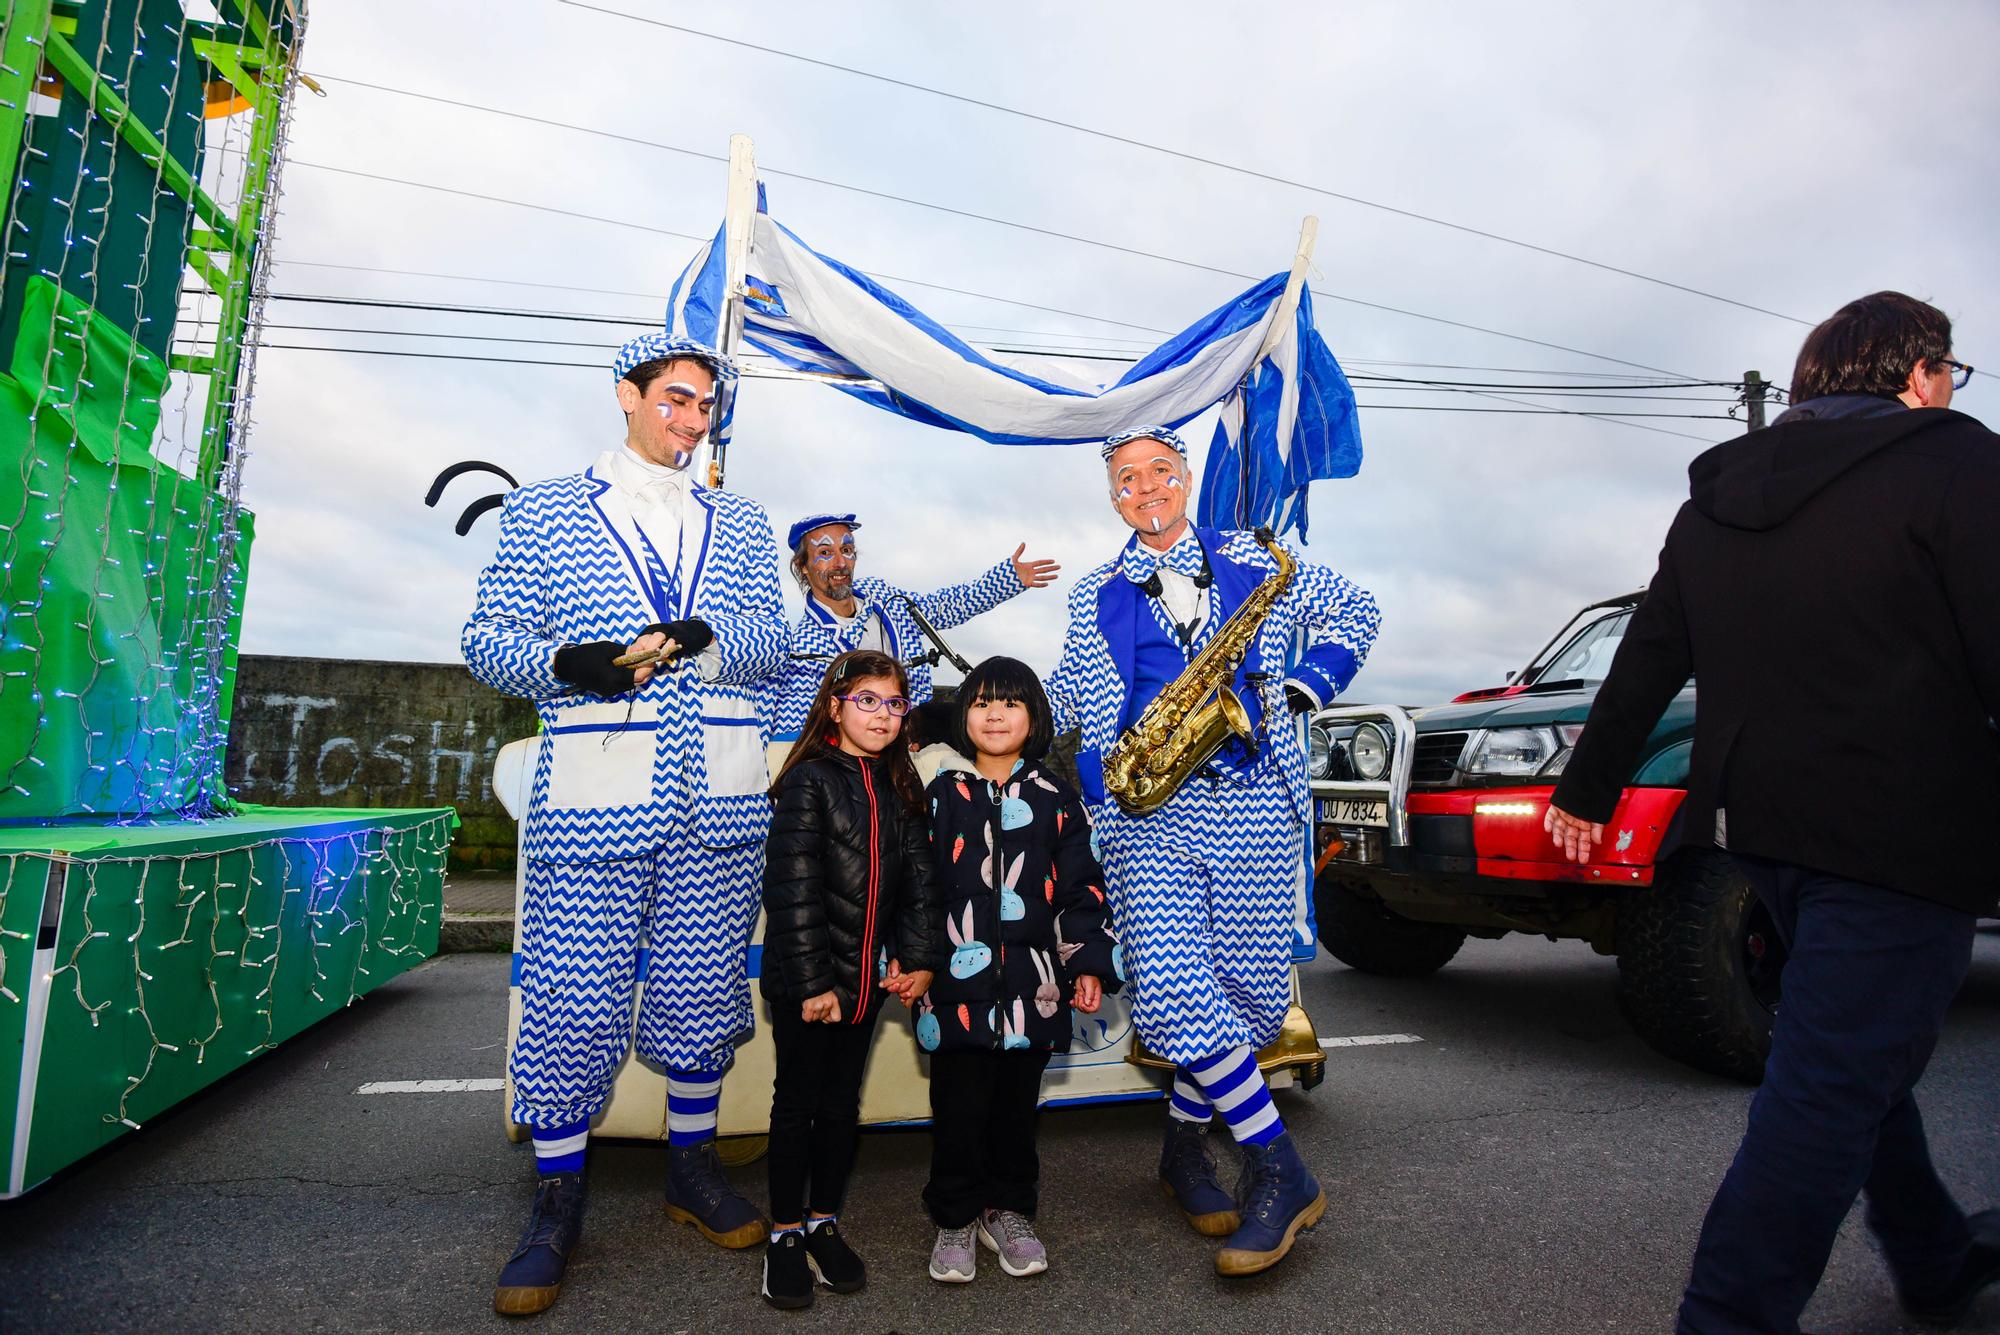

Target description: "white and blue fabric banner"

left=666, top=188, right=1362, bottom=537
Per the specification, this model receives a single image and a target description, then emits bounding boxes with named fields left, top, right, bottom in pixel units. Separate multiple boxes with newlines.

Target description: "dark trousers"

left=767, top=1004, right=882, bottom=1224
left=923, top=1048, right=1052, bottom=1228
left=1678, top=856, right=1978, bottom=1334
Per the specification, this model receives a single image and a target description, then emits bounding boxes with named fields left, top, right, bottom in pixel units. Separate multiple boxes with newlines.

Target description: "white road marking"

left=1319, top=1033, right=1425, bottom=1049
left=355, top=1078, right=506, bottom=1094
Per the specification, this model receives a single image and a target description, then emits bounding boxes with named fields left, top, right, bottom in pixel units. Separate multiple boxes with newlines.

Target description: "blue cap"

left=612, top=332, right=738, bottom=384
left=1100, top=425, right=1188, bottom=460
left=787, top=513, right=861, bottom=551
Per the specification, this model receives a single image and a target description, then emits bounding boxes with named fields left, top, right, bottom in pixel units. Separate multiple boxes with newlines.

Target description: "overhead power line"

left=285, top=156, right=1694, bottom=378
left=228, top=319, right=1744, bottom=400
left=235, top=291, right=1727, bottom=389
left=291, top=159, right=711, bottom=241
left=266, top=264, right=1160, bottom=348
left=554, top=1, right=1811, bottom=327
left=207, top=337, right=1734, bottom=431
left=271, top=257, right=1747, bottom=381
left=278, top=258, right=670, bottom=303
left=283, top=164, right=1169, bottom=337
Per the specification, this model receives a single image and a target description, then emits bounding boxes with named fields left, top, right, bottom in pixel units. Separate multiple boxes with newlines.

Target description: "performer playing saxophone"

left=1044, top=425, right=1380, bottom=1277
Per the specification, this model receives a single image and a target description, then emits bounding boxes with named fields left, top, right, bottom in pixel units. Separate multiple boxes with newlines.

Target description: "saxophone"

left=1102, top=527, right=1295, bottom=815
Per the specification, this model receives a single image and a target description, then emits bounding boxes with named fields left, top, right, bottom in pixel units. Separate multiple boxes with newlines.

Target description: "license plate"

left=1318, top=797, right=1388, bottom=828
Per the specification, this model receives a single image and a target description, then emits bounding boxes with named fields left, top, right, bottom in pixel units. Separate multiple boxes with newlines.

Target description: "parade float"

left=490, top=138, right=1366, bottom=1155
left=0, top=0, right=449, bottom=1197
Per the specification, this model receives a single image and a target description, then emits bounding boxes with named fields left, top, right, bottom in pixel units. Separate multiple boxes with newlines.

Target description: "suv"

left=1307, top=594, right=1785, bottom=1083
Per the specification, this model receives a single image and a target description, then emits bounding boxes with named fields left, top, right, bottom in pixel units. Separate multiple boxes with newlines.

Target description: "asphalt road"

left=4, top=929, right=1997, bottom=1334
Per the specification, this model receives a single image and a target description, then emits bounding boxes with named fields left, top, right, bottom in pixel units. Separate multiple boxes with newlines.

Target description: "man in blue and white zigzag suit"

left=1045, top=425, right=1381, bottom=1280
left=762, top=511, right=1060, bottom=738
left=463, top=333, right=787, bottom=1317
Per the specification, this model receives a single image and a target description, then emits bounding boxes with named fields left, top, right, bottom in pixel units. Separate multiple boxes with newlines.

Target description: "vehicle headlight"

left=1465, top=726, right=1562, bottom=777
left=1539, top=724, right=1587, bottom=777
left=1350, top=723, right=1390, bottom=781
left=1307, top=723, right=1334, bottom=779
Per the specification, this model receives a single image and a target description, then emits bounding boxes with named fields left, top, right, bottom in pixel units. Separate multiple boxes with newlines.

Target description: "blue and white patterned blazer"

left=1044, top=527, right=1382, bottom=826
left=764, top=562, right=1024, bottom=738
left=462, top=452, right=788, bottom=862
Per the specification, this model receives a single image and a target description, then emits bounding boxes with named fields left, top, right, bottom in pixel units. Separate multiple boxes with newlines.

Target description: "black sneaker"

left=1902, top=1209, right=2000, bottom=1326
left=761, top=1232, right=814, bottom=1311
left=803, top=1219, right=866, bottom=1293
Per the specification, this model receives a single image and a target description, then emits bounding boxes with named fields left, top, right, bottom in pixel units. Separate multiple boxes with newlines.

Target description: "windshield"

left=1528, top=609, right=1631, bottom=685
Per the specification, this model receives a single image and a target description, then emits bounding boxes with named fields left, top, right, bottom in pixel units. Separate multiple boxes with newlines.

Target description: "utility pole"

left=1743, top=370, right=1768, bottom=430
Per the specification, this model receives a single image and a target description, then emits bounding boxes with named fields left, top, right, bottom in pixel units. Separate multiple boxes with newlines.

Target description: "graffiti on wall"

left=222, top=657, right=538, bottom=868
left=231, top=692, right=508, bottom=805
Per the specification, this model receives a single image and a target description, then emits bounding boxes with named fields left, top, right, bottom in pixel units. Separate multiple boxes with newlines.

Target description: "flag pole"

left=1258, top=214, right=1319, bottom=360
left=709, top=133, right=757, bottom=488
left=1232, top=215, right=1320, bottom=525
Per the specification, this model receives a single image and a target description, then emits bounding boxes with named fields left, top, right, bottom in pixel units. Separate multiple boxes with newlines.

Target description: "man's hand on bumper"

left=1543, top=803, right=1604, bottom=864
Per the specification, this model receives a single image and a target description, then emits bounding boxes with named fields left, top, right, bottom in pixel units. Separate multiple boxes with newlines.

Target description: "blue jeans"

left=1678, top=857, right=1979, bottom=1334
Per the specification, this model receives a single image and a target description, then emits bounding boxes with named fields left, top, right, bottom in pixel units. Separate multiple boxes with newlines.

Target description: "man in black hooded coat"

left=1546, top=291, right=2000, bottom=1333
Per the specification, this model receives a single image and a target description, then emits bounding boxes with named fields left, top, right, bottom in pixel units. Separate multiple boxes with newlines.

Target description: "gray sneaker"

left=976, top=1208, right=1048, bottom=1277
left=929, top=1225, right=977, bottom=1283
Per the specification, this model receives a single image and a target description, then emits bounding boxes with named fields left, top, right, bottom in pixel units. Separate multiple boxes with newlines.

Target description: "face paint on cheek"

left=1117, top=486, right=1133, bottom=499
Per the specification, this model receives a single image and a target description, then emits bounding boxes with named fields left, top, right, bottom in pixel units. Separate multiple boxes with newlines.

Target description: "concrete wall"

left=223, top=655, right=535, bottom=871
left=221, top=662, right=1087, bottom=874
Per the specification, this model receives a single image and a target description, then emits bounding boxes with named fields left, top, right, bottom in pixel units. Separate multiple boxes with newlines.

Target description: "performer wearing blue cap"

left=463, top=332, right=788, bottom=1315
left=1044, top=425, right=1381, bottom=1278
left=763, top=513, right=1060, bottom=738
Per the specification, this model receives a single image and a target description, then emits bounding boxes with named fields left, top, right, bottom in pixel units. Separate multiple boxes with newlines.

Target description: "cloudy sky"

left=230, top=0, right=1999, bottom=704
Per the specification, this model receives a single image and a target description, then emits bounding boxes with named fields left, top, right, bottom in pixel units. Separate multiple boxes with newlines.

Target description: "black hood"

left=1688, top=405, right=1965, bottom=532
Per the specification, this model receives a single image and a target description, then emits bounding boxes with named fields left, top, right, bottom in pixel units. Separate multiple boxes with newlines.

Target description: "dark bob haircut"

left=951, top=656, right=1055, bottom=763
left=1790, top=291, right=1952, bottom=404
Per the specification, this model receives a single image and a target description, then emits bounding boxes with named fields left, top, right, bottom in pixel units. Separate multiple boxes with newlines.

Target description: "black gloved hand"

left=641, top=618, right=715, bottom=661
left=553, top=640, right=638, bottom=697
left=1285, top=685, right=1318, bottom=716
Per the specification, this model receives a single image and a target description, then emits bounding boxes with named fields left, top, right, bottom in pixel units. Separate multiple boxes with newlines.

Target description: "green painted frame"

left=21, top=3, right=298, bottom=489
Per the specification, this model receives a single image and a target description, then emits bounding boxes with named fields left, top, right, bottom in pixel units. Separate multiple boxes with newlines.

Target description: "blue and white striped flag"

left=666, top=188, right=1362, bottom=537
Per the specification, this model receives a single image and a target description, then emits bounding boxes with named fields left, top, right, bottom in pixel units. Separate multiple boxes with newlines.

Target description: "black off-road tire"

left=1316, top=874, right=1466, bottom=977
left=1615, top=848, right=1786, bottom=1083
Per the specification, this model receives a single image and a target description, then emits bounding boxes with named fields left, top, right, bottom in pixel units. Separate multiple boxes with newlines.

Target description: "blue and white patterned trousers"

left=1098, top=772, right=1300, bottom=1066
left=510, top=841, right=763, bottom=1128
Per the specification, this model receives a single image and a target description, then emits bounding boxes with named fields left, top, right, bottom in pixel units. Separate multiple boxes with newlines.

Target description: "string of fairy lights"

left=0, top=6, right=456, bottom=1149
left=14, top=811, right=450, bottom=1130
left=0, top=0, right=289, bottom=821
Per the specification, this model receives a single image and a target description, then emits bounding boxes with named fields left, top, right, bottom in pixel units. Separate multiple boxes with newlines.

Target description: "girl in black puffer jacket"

left=758, top=650, right=938, bottom=1310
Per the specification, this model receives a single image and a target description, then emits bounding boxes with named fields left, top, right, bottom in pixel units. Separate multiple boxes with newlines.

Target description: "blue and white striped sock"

left=666, top=1069, right=723, bottom=1146
left=1169, top=1069, right=1213, bottom=1124
left=532, top=1119, right=589, bottom=1176
left=1184, top=1046, right=1283, bottom=1147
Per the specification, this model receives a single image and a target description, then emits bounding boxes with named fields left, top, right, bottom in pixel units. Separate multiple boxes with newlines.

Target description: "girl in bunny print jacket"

left=915, top=657, right=1120, bottom=1283
left=920, top=754, right=1121, bottom=1054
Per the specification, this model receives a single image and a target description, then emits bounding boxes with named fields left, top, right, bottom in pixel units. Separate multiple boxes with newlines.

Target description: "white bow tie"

left=639, top=476, right=682, bottom=509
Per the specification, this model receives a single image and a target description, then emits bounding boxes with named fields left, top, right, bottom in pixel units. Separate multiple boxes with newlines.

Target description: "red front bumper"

left=1404, top=785, right=1686, bottom=885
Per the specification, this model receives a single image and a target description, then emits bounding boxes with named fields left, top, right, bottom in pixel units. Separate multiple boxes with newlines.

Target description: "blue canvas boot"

left=1214, top=1132, right=1326, bottom=1277
left=493, top=1172, right=586, bottom=1316
left=1159, top=1120, right=1241, bottom=1237
left=665, top=1140, right=767, bottom=1248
